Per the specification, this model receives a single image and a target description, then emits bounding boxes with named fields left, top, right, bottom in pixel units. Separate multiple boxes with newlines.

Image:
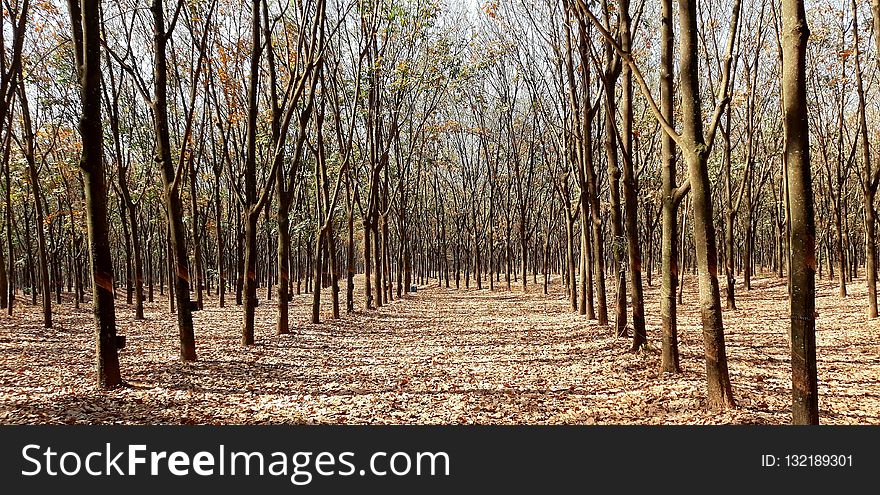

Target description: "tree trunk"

left=679, top=0, right=735, bottom=410
left=215, top=178, right=225, bottom=308
left=123, top=197, right=144, bottom=319
left=660, top=0, right=681, bottom=373
left=373, top=221, right=382, bottom=306
left=69, top=0, right=122, bottom=388
left=782, top=0, right=818, bottom=425
left=619, top=0, right=647, bottom=351
left=146, top=225, right=154, bottom=303
left=579, top=208, right=592, bottom=317
left=346, top=192, right=355, bottom=313
left=364, top=219, right=373, bottom=308
left=866, top=194, right=878, bottom=318
left=743, top=190, right=753, bottom=290
left=4, top=119, right=13, bottom=315
left=24, top=204, right=36, bottom=306
left=241, top=0, right=263, bottom=346
left=119, top=194, right=133, bottom=305
left=277, top=209, right=290, bottom=333
left=722, top=115, right=737, bottom=310
left=153, top=0, right=196, bottom=361
left=236, top=203, right=243, bottom=305
left=603, top=42, right=627, bottom=338
left=166, top=228, right=174, bottom=313
left=242, top=210, right=259, bottom=345
left=587, top=162, right=607, bottom=325
left=312, top=229, right=324, bottom=324
left=834, top=205, right=846, bottom=297
left=19, top=82, right=52, bottom=328
left=0, top=221, right=6, bottom=309
left=189, top=156, right=204, bottom=310
left=328, top=220, right=340, bottom=319
left=856, top=0, right=878, bottom=318
left=564, top=208, right=577, bottom=312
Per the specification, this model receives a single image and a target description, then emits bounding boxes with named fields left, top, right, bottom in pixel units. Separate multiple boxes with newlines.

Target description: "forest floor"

left=1, top=272, right=878, bottom=424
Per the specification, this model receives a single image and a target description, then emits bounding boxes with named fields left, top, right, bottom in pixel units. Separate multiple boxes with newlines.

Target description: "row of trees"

left=2, top=0, right=876, bottom=423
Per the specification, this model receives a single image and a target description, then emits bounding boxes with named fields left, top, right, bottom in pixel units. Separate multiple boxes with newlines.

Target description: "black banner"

left=0, top=426, right=874, bottom=492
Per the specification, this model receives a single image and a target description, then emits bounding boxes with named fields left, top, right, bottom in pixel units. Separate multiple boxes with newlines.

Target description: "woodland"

left=0, top=0, right=878, bottom=425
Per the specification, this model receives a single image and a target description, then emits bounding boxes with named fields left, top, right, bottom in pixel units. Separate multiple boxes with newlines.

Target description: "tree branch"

left=705, top=0, right=744, bottom=148
left=674, top=178, right=691, bottom=205
left=574, top=0, right=685, bottom=150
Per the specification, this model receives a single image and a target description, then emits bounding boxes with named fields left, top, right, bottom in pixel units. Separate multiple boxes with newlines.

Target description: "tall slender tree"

left=68, top=0, right=122, bottom=388
left=17, top=78, right=51, bottom=328
left=659, top=0, right=689, bottom=373
left=783, top=0, right=818, bottom=425
left=617, top=0, right=647, bottom=351
left=857, top=0, right=880, bottom=318
left=151, top=0, right=198, bottom=360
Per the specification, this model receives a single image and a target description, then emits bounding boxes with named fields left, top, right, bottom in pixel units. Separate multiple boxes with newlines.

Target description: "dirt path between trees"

left=1, top=274, right=878, bottom=424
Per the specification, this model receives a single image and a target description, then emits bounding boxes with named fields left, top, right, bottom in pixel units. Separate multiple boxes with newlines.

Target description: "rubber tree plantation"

left=1, top=0, right=879, bottom=425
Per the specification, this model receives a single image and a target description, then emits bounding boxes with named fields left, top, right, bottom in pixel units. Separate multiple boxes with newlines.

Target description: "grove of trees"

left=3, top=0, right=878, bottom=425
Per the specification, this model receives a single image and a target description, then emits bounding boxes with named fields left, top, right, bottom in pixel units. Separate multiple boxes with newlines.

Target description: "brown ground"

left=0, top=272, right=878, bottom=424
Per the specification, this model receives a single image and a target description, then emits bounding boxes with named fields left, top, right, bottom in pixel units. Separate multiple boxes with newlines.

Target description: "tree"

left=658, top=0, right=688, bottom=373
left=674, top=0, right=741, bottom=410
left=616, top=0, right=647, bottom=351
left=149, top=0, right=201, bottom=360
left=597, top=0, right=627, bottom=338
left=857, top=0, right=880, bottom=318
left=240, top=0, right=269, bottom=345
left=0, top=0, right=30, bottom=314
left=580, top=0, right=741, bottom=409
left=782, top=0, right=818, bottom=425
left=68, top=0, right=122, bottom=388
left=17, top=75, right=52, bottom=328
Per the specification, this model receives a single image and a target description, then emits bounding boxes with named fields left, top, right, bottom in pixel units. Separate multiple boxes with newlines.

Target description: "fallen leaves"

left=0, top=273, right=878, bottom=424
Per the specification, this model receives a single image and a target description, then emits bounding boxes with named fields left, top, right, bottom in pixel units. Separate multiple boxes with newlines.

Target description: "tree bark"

left=602, top=37, right=627, bottom=337
left=782, top=0, right=819, bottom=424
left=277, top=208, right=290, bottom=333
left=660, top=0, right=682, bottom=372
left=153, top=0, right=196, bottom=360
left=18, top=82, right=52, bottom=328
left=619, top=0, right=647, bottom=351
left=242, top=210, right=258, bottom=345
left=858, top=0, right=879, bottom=318
left=678, top=0, right=736, bottom=410
left=4, top=119, right=12, bottom=315
left=69, top=0, right=122, bottom=387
